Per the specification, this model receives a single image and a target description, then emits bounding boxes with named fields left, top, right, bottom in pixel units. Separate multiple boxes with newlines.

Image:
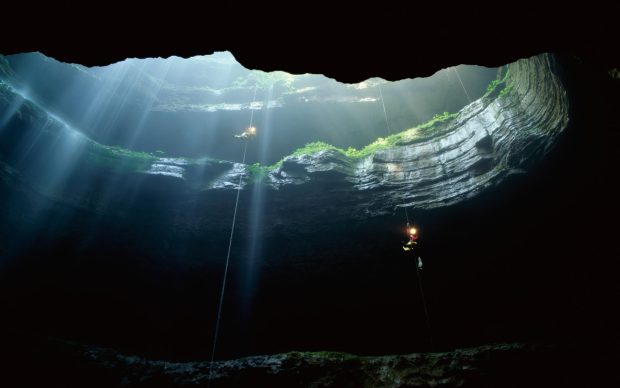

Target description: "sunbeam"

left=2, top=50, right=542, bottom=372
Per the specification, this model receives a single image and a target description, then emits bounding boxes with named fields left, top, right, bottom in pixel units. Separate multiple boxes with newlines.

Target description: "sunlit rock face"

left=340, top=54, right=568, bottom=213
left=136, top=55, right=567, bottom=219
left=0, top=51, right=496, bottom=162
left=194, top=54, right=568, bottom=219
left=0, top=50, right=614, bottom=369
left=0, top=54, right=568, bottom=226
left=139, top=54, right=566, bottom=219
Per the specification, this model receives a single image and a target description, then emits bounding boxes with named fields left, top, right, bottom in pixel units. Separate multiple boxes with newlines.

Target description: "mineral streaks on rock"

left=260, top=54, right=567, bottom=216
left=138, top=54, right=568, bottom=220
left=148, top=158, right=188, bottom=179
left=0, top=54, right=568, bottom=223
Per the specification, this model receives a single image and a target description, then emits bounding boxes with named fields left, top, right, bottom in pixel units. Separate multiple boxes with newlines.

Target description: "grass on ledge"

left=289, top=111, right=455, bottom=160
left=483, top=66, right=514, bottom=99
left=86, top=144, right=158, bottom=172
left=248, top=111, right=457, bottom=181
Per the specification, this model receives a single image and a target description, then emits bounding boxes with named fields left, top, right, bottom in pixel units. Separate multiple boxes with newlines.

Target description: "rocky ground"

left=2, top=335, right=618, bottom=387
left=1, top=53, right=618, bottom=387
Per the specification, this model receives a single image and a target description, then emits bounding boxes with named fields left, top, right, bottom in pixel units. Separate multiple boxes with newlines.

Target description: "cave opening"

left=1, top=46, right=619, bottom=387
left=1, top=51, right=497, bottom=166
left=0, top=52, right=567, bottom=358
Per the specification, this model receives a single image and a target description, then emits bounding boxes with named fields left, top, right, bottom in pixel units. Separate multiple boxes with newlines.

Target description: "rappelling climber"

left=402, top=224, right=425, bottom=270
left=402, top=224, right=419, bottom=252
left=234, top=126, right=257, bottom=139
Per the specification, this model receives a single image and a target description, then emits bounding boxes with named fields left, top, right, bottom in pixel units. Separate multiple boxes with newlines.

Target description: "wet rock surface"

left=21, top=55, right=565, bottom=225
left=140, top=54, right=567, bottom=221
left=1, top=52, right=618, bottom=377
left=3, top=335, right=618, bottom=388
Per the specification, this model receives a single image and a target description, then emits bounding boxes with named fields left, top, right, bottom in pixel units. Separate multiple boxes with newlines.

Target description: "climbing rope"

left=378, top=82, right=410, bottom=226
left=378, top=82, right=435, bottom=351
left=415, top=257, right=435, bottom=350
left=208, top=85, right=258, bottom=383
left=378, top=83, right=392, bottom=135
left=406, top=211, right=435, bottom=351
left=452, top=67, right=472, bottom=103
left=403, top=204, right=410, bottom=225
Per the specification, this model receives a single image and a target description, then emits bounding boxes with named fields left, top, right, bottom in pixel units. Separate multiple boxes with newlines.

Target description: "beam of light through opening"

left=239, top=83, right=274, bottom=320
left=452, top=67, right=472, bottom=103
left=208, top=85, right=258, bottom=385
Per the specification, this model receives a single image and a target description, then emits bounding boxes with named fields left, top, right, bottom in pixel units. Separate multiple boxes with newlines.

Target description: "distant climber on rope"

left=402, top=224, right=419, bottom=252
left=234, top=126, right=257, bottom=140
left=403, top=223, right=424, bottom=270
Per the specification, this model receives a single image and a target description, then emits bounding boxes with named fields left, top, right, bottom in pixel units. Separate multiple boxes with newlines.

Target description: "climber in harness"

left=402, top=224, right=419, bottom=252
left=234, top=126, right=257, bottom=140
left=403, top=223, right=424, bottom=270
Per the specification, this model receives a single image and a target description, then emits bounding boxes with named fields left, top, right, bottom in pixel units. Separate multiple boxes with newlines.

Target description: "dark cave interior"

left=1, top=7, right=619, bottom=387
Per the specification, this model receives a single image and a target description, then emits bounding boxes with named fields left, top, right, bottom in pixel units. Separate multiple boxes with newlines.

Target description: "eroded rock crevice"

left=258, top=54, right=569, bottom=218
left=0, top=54, right=570, bottom=229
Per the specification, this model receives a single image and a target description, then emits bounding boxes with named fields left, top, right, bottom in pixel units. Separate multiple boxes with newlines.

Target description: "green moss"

left=483, top=67, right=512, bottom=99
left=291, top=141, right=340, bottom=156
left=251, top=111, right=457, bottom=177
left=499, top=79, right=516, bottom=97
left=249, top=141, right=345, bottom=177
left=0, top=75, right=157, bottom=174
left=344, top=111, right=456, bottom=158
left=486, top=79, right=500, bottom=94
left=86, top=144, right=157, bottom=172
left=247, top=162, right=272, bottom=181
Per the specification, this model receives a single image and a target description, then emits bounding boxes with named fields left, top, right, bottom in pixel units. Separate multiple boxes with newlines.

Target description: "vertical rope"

left=416, top=263, right=435, bottom=351
left=208, top=85, right=258, bottom=384
left=379, top=82, right=410, bottom=219
left=452, top=67, right=472, bottom=103
left=379, top=80, right=434, bottom=351
left=378, top=83, right=391, bottom=135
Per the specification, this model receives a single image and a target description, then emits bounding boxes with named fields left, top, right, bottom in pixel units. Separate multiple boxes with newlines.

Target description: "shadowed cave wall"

left=0, top=10, right=619, bottom=387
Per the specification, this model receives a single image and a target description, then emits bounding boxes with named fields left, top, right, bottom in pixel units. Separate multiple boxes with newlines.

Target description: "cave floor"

left=3, top=333, right=618, bottom=388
